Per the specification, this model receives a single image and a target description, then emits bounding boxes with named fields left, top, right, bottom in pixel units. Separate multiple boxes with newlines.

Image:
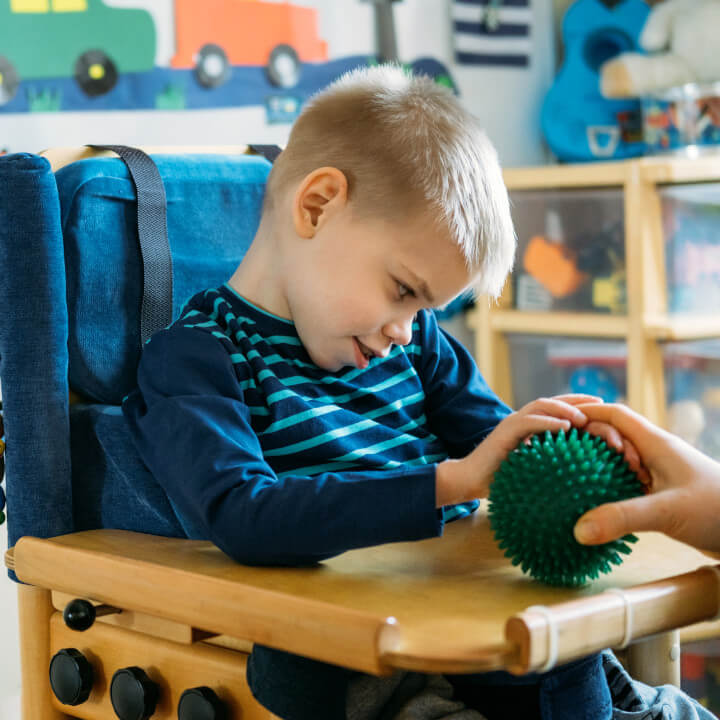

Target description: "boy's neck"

left=227, top=224, right=291, bottom=320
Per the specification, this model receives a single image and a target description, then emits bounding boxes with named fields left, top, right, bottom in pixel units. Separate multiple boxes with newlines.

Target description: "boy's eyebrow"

left=399, top=263, right=435, bottom=304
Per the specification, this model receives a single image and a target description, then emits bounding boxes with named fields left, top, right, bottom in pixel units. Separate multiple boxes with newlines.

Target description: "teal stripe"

left=260, top=405, right=340, bottom=434
left=264, top=367, right=416, bottom=406
left=260, top=389, right=424, bottom=437
left=332, top=432, right=419, bottom=462
left=279, top=452, right=446, bottom=478
left=264, top=393, right=430, bottom=455
left=264, top=417, right=378, bottom=457
left=378, top=452, right=447, bottom=470
left=222, top=283, right=295, bottom=325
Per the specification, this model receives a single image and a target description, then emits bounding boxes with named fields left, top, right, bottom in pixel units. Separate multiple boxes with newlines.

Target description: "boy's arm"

left=418, top=311, right=598, bottom=507
left=417, top=309, right=512, bottom=457
left=123, top=327, right=443, bottom=566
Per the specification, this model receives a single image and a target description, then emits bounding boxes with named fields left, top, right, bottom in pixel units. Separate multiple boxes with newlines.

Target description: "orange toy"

left=523, top=235, right=588, bottom=298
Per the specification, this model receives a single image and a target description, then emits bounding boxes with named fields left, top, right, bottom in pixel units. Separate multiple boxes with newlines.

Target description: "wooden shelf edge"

left=488, top=311, right=629, bottom=338
left=644, top=315, right=720, bottom=341
left=639, top=154, right=720, bottom=185
left=504, top=161, right=630, bottom=190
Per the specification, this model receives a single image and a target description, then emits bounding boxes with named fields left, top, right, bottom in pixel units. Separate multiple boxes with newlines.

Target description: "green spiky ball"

left=488, top=428, right=644, bottom=587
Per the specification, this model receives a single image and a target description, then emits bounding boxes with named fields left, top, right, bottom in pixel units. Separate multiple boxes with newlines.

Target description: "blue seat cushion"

left=70, top=404, right=188, bottom=537
left=58, top=153, right=271, bottom=404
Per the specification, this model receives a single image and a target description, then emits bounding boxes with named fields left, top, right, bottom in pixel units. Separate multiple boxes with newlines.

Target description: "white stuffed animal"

left=601, top=0, right=720, bottom=98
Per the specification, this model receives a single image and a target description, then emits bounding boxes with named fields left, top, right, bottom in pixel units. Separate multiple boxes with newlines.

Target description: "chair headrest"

left=57, top=153, right=271, bottom=403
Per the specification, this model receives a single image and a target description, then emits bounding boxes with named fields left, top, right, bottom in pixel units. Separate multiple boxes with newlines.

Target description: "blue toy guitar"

left=542, top=0, right=650, bottom=162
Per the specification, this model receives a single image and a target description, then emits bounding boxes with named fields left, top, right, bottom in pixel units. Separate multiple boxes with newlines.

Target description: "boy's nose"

left=383, top=315, right=413, bottom=346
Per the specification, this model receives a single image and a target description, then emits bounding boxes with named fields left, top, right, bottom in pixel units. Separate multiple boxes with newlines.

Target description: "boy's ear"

left=293, top=167, right=348, bottom=238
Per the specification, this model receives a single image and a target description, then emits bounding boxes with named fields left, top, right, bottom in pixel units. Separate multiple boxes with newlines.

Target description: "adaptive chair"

left=2, top=146, right=720, bottom=720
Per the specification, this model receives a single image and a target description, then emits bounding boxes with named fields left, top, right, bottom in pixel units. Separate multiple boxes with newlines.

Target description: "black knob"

left=49, top=648, right=94, bottom=705
left=110, top=667, right=159, bottom=720
left=64, top=598, right=122, bottom=631
left=63, top=599, right=96, bottom=631
left=178, top=687, right=227, bottom=720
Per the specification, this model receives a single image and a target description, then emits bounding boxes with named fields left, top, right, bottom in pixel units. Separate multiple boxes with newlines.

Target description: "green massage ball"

left=488, top=428, right=644, bottom=587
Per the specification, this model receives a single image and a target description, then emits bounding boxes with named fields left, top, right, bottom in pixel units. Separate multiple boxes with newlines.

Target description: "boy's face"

left=285, top=209, right=474, bottom=372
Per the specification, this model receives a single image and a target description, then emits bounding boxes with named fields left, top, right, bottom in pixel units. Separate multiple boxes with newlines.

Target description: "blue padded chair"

left=0, top=147, right=279, bottom=719
left=3, top=147, right=720, bottom=720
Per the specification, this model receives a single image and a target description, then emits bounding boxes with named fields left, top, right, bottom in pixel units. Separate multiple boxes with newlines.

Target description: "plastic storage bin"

left=659, top=183, right=720, bottom=314
left=642, top=82, right=720, bottom=156
left=664, top=339, right=720, bottom=461
left=507, top=335, right=628, bottom=408
left=509, top=188, right=626, bottom=314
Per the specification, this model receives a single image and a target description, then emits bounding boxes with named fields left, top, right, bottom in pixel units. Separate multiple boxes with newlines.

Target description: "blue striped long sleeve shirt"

left=122, top=284, right=511, bottom=565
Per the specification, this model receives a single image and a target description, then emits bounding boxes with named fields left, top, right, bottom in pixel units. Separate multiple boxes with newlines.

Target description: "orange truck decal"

left=171, top=0, right=328, bottom=69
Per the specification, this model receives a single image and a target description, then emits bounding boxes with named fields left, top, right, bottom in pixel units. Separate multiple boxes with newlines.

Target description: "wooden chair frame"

left=5, top=147, right=720, bottom=720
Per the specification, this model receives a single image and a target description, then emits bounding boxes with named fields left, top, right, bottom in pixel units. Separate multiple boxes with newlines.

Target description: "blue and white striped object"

left=453, top=0, right=532, bottom=67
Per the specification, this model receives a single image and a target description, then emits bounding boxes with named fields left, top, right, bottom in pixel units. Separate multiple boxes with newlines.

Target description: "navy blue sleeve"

left=418, top=310, right=512, bottom=458
left=122, top=326, right=442, bottom=566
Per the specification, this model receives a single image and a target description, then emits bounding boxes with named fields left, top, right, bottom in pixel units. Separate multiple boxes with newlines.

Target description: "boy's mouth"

left=352, top=337, right=375, bottom=368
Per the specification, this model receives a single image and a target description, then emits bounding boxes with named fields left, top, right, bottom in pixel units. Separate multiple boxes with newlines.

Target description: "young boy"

left=122, top=66, right=710, bottom=720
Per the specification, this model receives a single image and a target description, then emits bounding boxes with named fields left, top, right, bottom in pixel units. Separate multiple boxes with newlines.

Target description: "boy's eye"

left=397, top=282, right=415, bottom=299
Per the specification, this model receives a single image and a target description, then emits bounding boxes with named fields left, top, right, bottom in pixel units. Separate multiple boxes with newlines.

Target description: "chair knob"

left=178, top=687, right=227, bottom=720
left=110, top=667, right=159, bottom=720
left=63, top=598, right=122, bottom=631
left=49, top=648, right=94, bottom=705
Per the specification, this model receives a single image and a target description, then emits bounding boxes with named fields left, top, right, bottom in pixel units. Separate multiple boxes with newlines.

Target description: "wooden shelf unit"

left=468, top=154, right=720, bottom=430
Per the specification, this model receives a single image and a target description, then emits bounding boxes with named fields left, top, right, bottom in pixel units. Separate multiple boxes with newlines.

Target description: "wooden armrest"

left=11, top=509, right=720, bottom=676
left=41, top=145, right=254, bottom=172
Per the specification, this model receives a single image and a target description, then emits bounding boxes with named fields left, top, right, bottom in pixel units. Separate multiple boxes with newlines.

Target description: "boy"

left=123, top=66, right=699, bottom=720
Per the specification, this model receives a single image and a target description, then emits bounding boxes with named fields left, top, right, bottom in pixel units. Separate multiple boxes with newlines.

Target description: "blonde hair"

left=266, top=64, right=515, bottom=298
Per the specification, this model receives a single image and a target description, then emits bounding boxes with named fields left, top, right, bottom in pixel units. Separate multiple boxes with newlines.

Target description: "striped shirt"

left=123, top=284, right=511, bottom=565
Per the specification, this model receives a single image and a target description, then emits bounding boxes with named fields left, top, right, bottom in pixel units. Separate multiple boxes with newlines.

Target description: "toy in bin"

left=489, top=429, right=644, bottom=587
left=642, top=84, right=720, bottom=155
left=523, top=235, right=588, bottom=298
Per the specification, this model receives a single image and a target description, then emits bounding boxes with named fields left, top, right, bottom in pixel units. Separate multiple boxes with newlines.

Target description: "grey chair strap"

left=248, top=144, right=282, bottom=163
left=88, top=144, right=281, bottom=345
left=89, top=144, right=173, bottom=345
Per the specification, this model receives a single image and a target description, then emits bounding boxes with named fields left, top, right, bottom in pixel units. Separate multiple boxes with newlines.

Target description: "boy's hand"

left=436, top=394, right=603, bottom=507
left=573, top=403, right=720, bottom=556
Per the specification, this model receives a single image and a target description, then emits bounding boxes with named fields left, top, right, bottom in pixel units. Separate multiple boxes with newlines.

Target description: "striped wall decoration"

left=453, top=0, right=532, bottom=67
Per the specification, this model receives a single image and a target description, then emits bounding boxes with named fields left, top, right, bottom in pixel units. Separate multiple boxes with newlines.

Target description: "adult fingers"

left=573, top=493, right=675, bottom=545
left=521, top=398, right=588, bottom=425
left=575, top=403, right=667, bottom=459
left=585, top=420, right=623, bottom=453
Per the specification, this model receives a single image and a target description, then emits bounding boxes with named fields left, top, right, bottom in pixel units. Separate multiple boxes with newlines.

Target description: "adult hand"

left=573, top=403, right=720, bottom=556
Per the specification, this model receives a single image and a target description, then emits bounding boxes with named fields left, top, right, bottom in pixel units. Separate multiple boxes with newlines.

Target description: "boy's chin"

left=306, top=347, right=343, bottom=372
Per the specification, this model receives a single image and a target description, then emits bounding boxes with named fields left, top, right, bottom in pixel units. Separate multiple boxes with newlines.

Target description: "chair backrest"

left=0, top=149, right=272, bottom=569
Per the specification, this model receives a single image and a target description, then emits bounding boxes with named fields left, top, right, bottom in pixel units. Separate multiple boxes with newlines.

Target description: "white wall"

left=0, top=0, right=557, bottom=707
left=0, top=0, right=556, bottom=167
left=0, top=521, right=21, bottom=719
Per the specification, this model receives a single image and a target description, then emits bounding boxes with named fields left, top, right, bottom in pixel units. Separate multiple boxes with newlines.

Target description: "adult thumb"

left=574, top=494, right=671, bottom=545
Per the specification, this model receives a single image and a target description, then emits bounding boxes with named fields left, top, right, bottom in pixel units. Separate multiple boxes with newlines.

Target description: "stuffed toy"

left=601, top=0, right=720, bottom=97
